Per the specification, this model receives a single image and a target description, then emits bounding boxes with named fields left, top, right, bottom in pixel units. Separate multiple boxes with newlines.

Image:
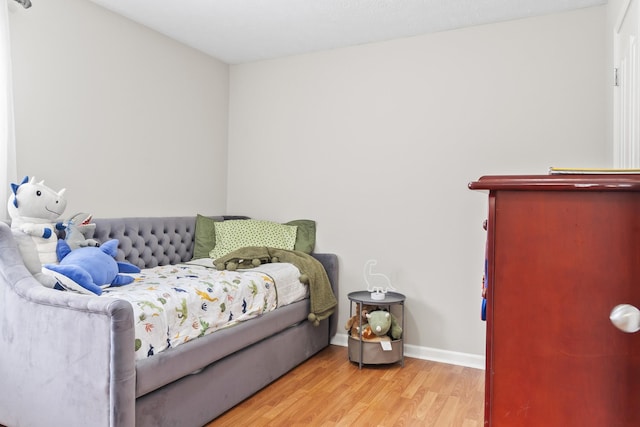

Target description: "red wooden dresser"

left=469, top=174, right=640, bottom=426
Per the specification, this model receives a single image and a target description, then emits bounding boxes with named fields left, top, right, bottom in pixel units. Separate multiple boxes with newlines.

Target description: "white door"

left=615, top=0, right=640, bottom=167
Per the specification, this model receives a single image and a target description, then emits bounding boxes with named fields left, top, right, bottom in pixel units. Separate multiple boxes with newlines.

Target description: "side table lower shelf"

left=347, top=290, right=406, bottom=368
left=348, top=336, right=403, bottom=365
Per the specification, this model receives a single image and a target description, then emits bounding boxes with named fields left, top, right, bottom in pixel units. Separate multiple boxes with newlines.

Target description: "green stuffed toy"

left=365, top=310, right=403, bottom=340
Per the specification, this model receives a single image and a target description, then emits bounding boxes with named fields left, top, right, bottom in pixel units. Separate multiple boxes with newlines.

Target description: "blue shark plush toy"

left=43, top=239, right=140, bottom=295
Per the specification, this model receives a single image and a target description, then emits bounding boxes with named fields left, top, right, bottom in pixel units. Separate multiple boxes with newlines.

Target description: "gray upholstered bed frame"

left=0, top=216, right=338, bottom=427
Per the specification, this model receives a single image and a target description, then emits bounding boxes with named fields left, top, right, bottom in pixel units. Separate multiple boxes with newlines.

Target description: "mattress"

left=102, top=261, right=308, bottom=360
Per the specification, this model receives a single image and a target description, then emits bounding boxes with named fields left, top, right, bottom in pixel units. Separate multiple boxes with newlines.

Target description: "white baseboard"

left=330, top=333, right=485, bottom=370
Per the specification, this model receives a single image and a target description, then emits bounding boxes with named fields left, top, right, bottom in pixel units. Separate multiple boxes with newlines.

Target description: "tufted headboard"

left=87, top=216, right=247, bottom=269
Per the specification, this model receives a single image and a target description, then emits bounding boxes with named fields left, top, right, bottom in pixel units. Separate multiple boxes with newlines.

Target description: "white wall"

left=228, top=7, right=607, bottom=362
left=8, top=0, right=229, bottom=217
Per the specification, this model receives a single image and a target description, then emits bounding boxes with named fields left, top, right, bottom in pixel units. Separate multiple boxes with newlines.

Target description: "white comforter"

left=103, top=261, right=307, bottom=360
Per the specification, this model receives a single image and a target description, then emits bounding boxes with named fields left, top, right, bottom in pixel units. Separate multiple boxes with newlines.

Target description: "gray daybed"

left=0, top=216, right=339, bottom=427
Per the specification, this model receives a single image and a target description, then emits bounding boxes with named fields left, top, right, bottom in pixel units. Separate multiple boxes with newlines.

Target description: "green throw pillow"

left=285, top=219, right=316, bottom=254
left=193, top=214, right=219, bottom=259
left=209, top=219, right=298, bottom=260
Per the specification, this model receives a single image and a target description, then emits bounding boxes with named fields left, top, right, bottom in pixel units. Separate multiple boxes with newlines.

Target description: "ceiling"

left=86, top=0, right=607, bottom=64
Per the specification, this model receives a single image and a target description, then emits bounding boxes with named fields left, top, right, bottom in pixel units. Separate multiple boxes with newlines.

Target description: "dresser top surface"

left=469, top=174, right=640, bottom=191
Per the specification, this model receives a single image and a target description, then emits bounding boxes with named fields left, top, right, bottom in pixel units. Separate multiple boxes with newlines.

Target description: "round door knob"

left=610, top=304, right=640, bottom=333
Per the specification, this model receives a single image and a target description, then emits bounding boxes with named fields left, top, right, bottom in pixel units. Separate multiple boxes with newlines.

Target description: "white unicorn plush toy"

left=7, top=176, right=67, bottom=288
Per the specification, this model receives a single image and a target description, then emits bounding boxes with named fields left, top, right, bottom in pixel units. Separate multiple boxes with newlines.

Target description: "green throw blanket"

left=214, top=246, right=337, bottom=325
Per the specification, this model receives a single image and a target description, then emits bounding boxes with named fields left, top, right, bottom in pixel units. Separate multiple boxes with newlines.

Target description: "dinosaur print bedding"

left=103, top=262, right=307, bottom=360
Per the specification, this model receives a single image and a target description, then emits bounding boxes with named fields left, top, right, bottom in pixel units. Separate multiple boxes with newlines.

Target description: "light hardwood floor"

left=208, top=345, right=485, bottom=427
